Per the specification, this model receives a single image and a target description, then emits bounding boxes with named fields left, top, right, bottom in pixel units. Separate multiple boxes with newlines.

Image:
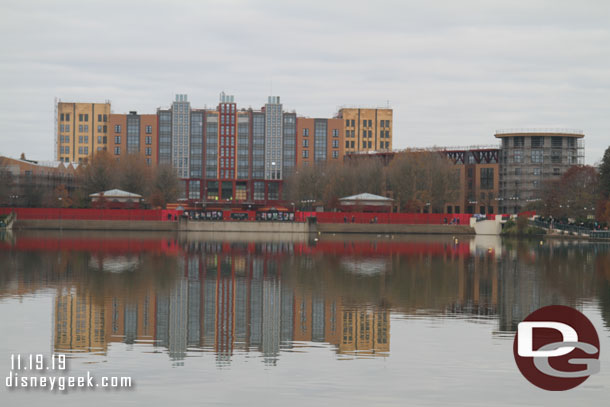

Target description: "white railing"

left=495, top=128, right=584, bottom=136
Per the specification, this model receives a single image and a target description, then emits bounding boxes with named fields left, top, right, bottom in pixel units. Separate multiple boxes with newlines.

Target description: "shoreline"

left=12, top=219, right=475, bottom=235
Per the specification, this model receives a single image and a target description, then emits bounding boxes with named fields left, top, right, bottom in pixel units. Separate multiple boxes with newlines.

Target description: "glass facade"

left=314, top=120, right=327, bottom=162
left=205, top=114, right=218, bottom=179
left=190, top=111, right=204, bottom=179
left=172, top=94, right=190, bottom=178
left=282, top=113, right=296, bottom=177
left=126, top=114, right=140, bottom=154
left=264, top=97, right=282, bottom=180
left=158, top=111, right=172, bottom=164
left=252, top=113, right=265, bottom=179
left=237, top=115, right=250, bottom=180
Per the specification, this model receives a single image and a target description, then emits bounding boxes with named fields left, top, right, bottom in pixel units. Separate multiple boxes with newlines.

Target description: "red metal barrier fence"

left=296, top=211, right=472, bottom=225
left=1, top=207, right=474, bottom=225
left=0, top=207, right=179, bottom=221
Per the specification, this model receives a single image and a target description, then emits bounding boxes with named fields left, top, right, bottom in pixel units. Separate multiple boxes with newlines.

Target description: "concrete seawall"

left=14, top=219, right=474, bottom=235
left=15, top=219, right=177, bottom=232
left=316, top=223, right=474, bottom=234
left=179, top=221, right=310, bottom=233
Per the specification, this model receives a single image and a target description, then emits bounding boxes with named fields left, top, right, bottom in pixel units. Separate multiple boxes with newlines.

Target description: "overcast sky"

left=1, top=0, right=609, bottom=163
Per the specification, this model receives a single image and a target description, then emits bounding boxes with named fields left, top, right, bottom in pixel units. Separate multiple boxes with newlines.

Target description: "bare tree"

left=149, top=164, right=181, bottom=208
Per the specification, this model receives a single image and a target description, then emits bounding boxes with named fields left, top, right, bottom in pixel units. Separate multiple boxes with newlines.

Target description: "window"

left=303, top=128, right=309, bottom=136
left=145, top=136, right=152, bottom=145
left=98, top=114, right=102, bottom=122
left=79, top=114, right=83, bottom=122
left=115, top=136, right=121, bottom=144
left=84, top=114, right=88, bottom=121
left=268, top=183, right=279, bottom=200
left=144, top=125, right=151, bottom=134
left=189, top=180, right=200, bottom=200
left=78, top=147, right=83, bottom=154
left=363, top=120, right=367, bottom=127
left=103, top=114, right=107, bottom=122
left=145, top=147, right=151, bottom=156
left=368, top=141, right=372, bottom=148
left=513, top=150, right=523, bottom=163
left=380, top=120, right=385, bottom=128
left=65, top=124, right=70, bottom=132
left=103, top=125, right=107, bottom=133
left=64, top=136, right=69, bottom=143
left=515, top=168, right=521, bottom=175
left=551, top=136, right=562, bottom=148
left=84, top=125, right=88, bottom=133
left=531, top=149, right=543, bottom=163
left=79, top=135, right=83, bottom=143
left=368, top=120, right=372, bottom=127
left=480, top=168, right=494, bottom=190
left=115, top=124, right=121, bottom=133
left=351, top=141, right=355, bottom=148
left=65, top=114, right=70, bottom=121
left=351, top=119, right=355, bottom=127
left=98, top=125, right=102, bottom=132
left=79, top=125, right=83, bottom=133
left=345, top=141, right=350, bottom=149
left=345, top=119, right=350, bottom=127
left=236, top=183, right=247, bottom=200
left=332, top=140, right=339, bottom=148
left=253, top=182, right=265, bottom=200
left=551, top=150, right=562, bottom=164
left=65, top=146, right=69, bottom=154
left=553, top=168, right=561, bottom=176
left=302, top=150, right=309, bottom=158
left=513, top=136, right=524, bottom=147
left=84, top=147, right=88, bottom=154
left=531, top=136, right=544, bottom=148
left=302, top=139, right=309, bottom=147
left=97, top=136, right=102, bottom=144
left=60, top=124, right=64, bottom=132
left=332, top=150, right=339, bottom=159
left=363, top=141, right=367, bottom=148
left=60, top=113, right=65, bottom=121
left=533, top=168, right=541, bottom=176
left=114, top=146, right=121, bottom=155
left=332, top=129, right=339, bottom=137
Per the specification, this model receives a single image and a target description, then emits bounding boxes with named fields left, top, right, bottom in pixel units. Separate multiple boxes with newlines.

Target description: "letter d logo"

left=517, top=322, right=577, bottom=357
left=513, top=305, right=600, bottom=391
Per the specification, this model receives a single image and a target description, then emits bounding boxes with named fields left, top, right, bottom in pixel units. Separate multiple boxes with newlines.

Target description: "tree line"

left=530, top=146, right=610, bottom=225
left=0, top=152, right=181, bottom=208
left=284, top=150, right=460, bottom=213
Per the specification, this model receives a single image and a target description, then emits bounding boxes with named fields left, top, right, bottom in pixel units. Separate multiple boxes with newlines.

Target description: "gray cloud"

left=1, top=0, right=609, bottom=163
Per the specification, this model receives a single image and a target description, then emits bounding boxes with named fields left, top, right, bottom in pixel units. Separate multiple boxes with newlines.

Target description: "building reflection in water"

left=1, top=232, right=608, bottom=366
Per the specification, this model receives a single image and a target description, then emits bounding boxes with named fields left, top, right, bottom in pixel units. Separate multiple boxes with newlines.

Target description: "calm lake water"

left=0, top=230, right=609, bottom=406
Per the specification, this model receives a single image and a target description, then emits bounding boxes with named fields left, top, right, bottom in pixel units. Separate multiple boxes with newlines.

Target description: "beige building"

left=56, top=101, right=111, bottom=163
left=337, top=108, right=392, bottom=154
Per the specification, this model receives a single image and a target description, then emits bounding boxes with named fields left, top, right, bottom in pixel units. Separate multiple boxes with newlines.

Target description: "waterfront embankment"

left=13, top=219, right=474, bottom=235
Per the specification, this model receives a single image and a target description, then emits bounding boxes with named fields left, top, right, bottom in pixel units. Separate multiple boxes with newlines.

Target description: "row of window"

left=344, top=119, right=391, bottom=128
left=301, top=139, right=340, bottom=148
left=113, top=124, right=152, bottom=134
left=512, top=149, right=565, bottom=164
left=302, top=129, right=340, bottom=137
left=302, top=150, right=339, bottom=159
left=112, top=147, right=152, bottom=156
left=60, top=113, right=104, bottom=123
left=112, top=136, right=153, bottom=145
